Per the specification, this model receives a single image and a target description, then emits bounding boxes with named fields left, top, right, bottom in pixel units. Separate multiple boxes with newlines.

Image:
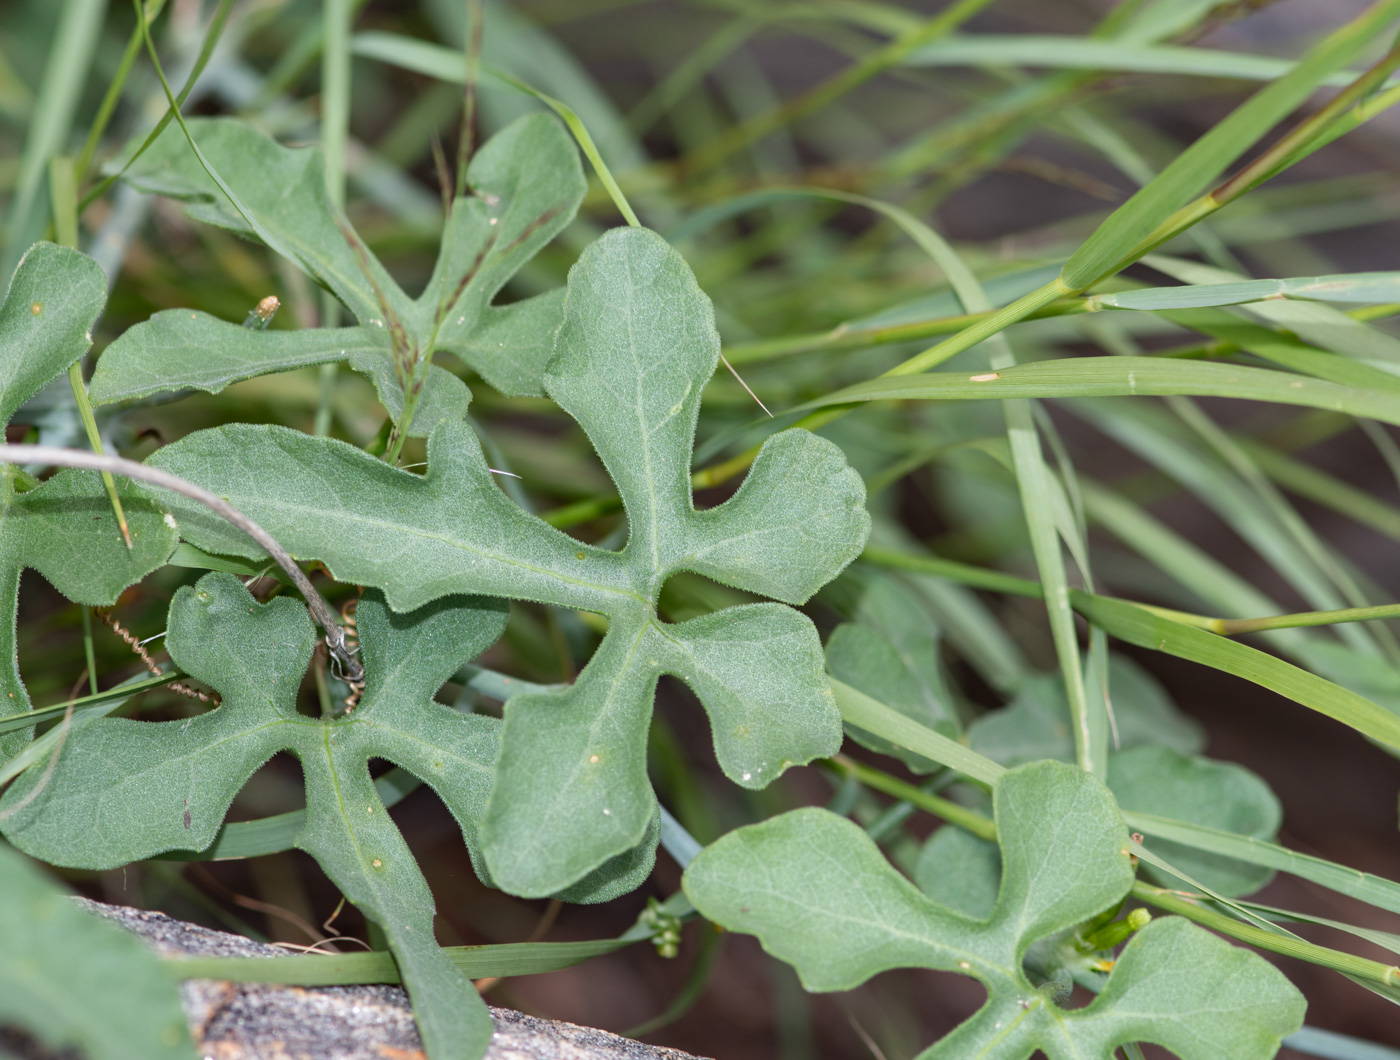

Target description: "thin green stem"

left=314, top=361, right=337, bottom=437
left=316, top=0, right=354, bottom=440
left=861, top=545, right=1041, bottom=598
left=895, top=280, right=1074, bottom=376
left=322, top=0, right=351, bottom=207
left=80, top=608, right=98, bottom=697
left=723, top=298, right=1089, bottom=366
left=1132, top=883, right=1400, bottom=992
left=74, top=0, right=168, bottom=188
left=66, top=365, right=132, bottom=549
left=1220, top=602, right=1400, bottom=635
left=861, top=545, right=1400, bottom=636
left=82, top=0, right=236, bottom=213
left=825, top=755, right=995, bottom=839
left=541, top=493, right=623, bottom=528
left=50, top=154, right=132, bottom=549
left=312, top=649, right=334, bottom=718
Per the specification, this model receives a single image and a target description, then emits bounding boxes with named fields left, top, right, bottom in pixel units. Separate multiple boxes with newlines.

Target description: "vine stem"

left=0, top=444, right=363, bottom=683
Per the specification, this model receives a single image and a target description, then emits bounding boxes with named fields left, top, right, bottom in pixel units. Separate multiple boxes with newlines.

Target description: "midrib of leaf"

left=319, top=724, right=381, bottom=896
left=560, top=619, right=653, bottom=795
left=211, top=491, right=645, bottom=609
left=958, top=1004, right=1040, bottom=1060
left=114, top=718, right=298, bottom=781
left=625, top=263, right=664, bottom=578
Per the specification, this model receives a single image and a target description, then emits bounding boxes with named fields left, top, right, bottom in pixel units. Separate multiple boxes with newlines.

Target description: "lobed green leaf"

left=1, top=575, right=513, bottom=1060
left=0, top=244, right=178, bottom=758
left=146, top=227, right=870, bottom=895
left=95, top=112, right=586, bottom=418
left=685, top=760, right=1305, bottom=1059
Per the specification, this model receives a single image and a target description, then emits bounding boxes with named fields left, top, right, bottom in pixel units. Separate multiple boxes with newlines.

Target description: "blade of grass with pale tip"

left=1096, top=271, right=1400, bottom=310
left=905, top=35, right=1386, bottom=87
left=794, top=356, right=1400, bottom=427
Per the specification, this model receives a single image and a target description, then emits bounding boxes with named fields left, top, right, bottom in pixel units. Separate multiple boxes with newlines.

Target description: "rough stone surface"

left=76, top=899, right=706, bottom=1060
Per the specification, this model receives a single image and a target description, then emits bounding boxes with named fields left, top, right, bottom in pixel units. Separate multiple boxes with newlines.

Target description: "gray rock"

left=76, top=899, right=706, bottom=1060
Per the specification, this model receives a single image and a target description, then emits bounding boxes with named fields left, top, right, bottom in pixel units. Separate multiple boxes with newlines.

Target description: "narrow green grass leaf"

left=1285, top=1025, right=1400, bottom=1059
left=1122, top=812, right=1400, bottom=917
left=0, top=673, right=178, bottom=736
left=1073, top=400, right=1370, bottom=655
left=1, top=0, right=107, bottom=277
left=1060, top=0, right=1400, bottom=289
left=681, top=0, right=998, bottom=175
left=80, top=0, right=235, bottom=213
left=73, top=0, right=167, bottom=186
left=1146, top=255, right=1400, bottom=367
left=1096, top=271, right=1400, bottom=310
left=1074, top=594, right=1400, bottom=752
left=796, top=356, right=1400, bottom=427
left=1152, top=307, right=1400, bottom=395
left=829, top=677, right=1004, bottom=786
left=906, top=35, right=1381, bottom=86
left=166, top=938, right=632, bottom=986
left=350, top=31, right=640, bottom=226
left=1132, top=884, right=1400, bottom=1002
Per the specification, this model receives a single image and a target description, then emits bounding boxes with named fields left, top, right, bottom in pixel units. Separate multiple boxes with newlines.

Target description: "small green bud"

left=1082, top=907, right=1152, bottom=952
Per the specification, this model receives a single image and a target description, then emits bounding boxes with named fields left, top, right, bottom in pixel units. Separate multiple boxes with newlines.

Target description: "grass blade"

left=830, top=677, right=1005, bottom=786
left=1061, top=1, right=1400, bottom=289
left=1096, top=272, right=1400, bottom=310
left=166, top=938, right=633, bottom=985
left=906, top=35, right=1385, bottom=86
left=350, top=31, right=640, bottom=226
left=1074, top=594, right=1400, bottom=753
left=795, top=356, right=1400, bottom=427
left=2, top=0, right=108, bottom=277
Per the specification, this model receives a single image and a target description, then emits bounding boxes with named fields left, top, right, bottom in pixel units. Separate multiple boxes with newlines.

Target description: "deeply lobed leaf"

left=0, top=244, right=178, bottom=758
left=3, top=575, right=500, bottom=1059
left=0, top=572, right=656, bottom=1058
left=146, top=226, right=871, bottom=894
left=92, top=112, right=587, bottom=426
left=684, top=760, right=1305, bottom=1059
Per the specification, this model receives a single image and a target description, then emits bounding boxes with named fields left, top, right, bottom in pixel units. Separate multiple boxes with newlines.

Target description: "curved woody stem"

left=0, top=444, right=363, bottom=684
